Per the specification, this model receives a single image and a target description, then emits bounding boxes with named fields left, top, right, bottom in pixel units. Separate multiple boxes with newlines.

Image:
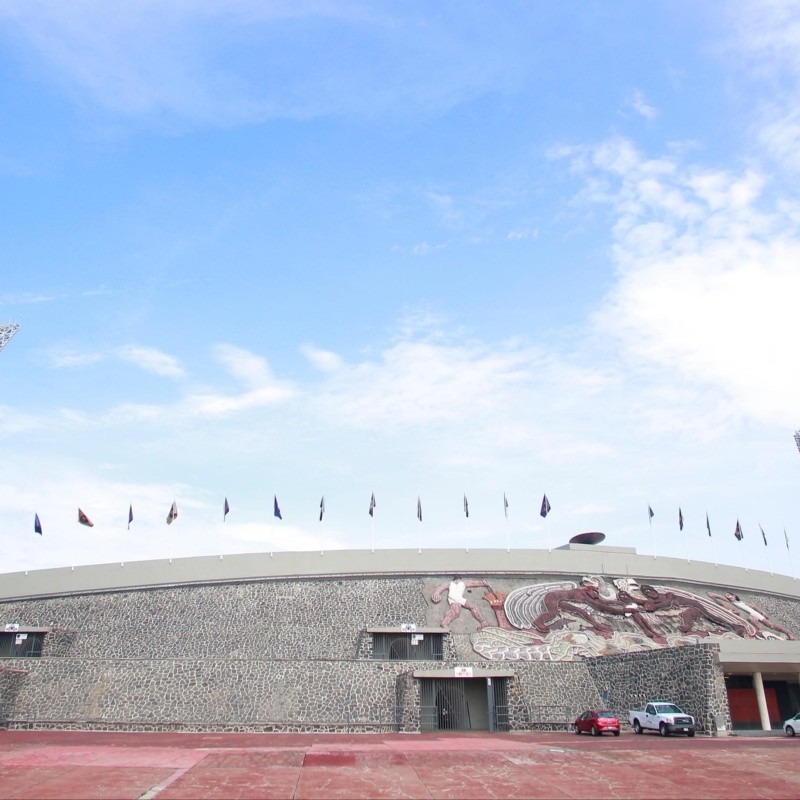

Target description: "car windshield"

left=654, top=704, right=682, bottom=714
left=597, top=711, right=616, bottom=718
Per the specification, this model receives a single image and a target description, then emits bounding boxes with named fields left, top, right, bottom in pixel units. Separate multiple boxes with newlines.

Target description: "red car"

left=573, top=710, right=621, bottom=736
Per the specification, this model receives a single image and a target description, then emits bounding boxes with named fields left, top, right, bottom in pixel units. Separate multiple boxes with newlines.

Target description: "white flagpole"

left=681, top=511, right=689, bottom=562
left=371, top=515, right=375, bottom=553
left=649, top=507, right=656, bottom=559
left=464, top=494, right=469, bottom=553
left=761, top=526, right=772, bottom=575
left=546, top=516, right=552, bottom=552
left=504, top=494, right=510, bottom=552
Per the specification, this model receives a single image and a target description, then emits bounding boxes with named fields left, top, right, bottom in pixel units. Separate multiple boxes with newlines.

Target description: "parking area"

left=0, top=729, right=798, bottom=799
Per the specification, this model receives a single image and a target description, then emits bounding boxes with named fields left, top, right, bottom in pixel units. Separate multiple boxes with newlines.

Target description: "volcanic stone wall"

left=585, top=643, right=730, bottom=733
left=0, top=572, right=785, bottom=732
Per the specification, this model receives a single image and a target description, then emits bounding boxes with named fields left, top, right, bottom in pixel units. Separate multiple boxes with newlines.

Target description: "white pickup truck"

left=629, top=702, right=696, bottom=737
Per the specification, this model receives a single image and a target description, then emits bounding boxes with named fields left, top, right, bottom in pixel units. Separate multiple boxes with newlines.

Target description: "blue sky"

left=2, top=1, right=800, bottom=575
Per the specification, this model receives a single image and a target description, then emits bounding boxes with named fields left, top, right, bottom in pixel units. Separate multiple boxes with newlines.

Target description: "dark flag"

left=760, top=524, right=767, bottom=547
left=706, top=513, right=712, bottom=537
left=319, top=495, right=325, bottom=522
left=734, top=520, right=743, bottom=541
left=648, top=505, right=654, bottom=520
left=464, top=495, right=469, bottom=518
left=417, top=496, right=422, bottom=522
left=540, top=494, right=551, bottom=518
left=503, top=493, right=509, bottom=518
left=794, top=429, right=800, bottom=454
left=223, top=497, right=230, bottom=521
left=369, top=492, right=376, bottom=517
left=166, top=501, right=178, bottom=525
left=34, top=513, right=42, bottom=536
left=78, top=508, right=94, bottom=527
left=273, top=495, right=282, bottom=520
left=128, top=504, right=133, bottom=530
left=678, top=508, right=684, bottom=531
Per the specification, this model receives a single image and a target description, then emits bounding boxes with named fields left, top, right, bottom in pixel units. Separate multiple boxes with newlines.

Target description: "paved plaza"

left=0, top=729, right=798, bottom=799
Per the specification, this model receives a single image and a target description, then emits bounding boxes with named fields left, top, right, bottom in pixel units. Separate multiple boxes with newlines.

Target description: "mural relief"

left=430, top=575, right=795, bottom=662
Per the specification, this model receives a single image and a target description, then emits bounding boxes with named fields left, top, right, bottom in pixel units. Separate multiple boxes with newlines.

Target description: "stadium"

left=1, top=542, right=798, bottom=735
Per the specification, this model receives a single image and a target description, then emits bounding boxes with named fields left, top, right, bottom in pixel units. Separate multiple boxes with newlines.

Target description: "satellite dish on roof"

left=569, top=531, right=606, bottom=545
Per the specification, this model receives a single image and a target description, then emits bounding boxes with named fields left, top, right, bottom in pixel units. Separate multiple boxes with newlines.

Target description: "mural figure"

left=464, top=574, right=795, bottom=662
left=637, top=584, right=749, bottom=638
left=432, top=576, right=493, bottom=629
left=707, top=591, right=794, bottom=639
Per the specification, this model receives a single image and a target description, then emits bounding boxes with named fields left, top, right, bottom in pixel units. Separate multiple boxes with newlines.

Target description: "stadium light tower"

left=0, top=322, right=19, bottom=354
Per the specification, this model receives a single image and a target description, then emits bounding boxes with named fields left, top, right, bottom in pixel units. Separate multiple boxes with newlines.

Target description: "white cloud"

left=628, top=89, right=658, bottom=122
left=49, top=348, right=104, bottom=368
left=560, top=136, right=800, bottom=428
left=117, top=345, right=185, bottom=378
left=1, top=1, right=539, bottom=126
left=301, top=344, right=343, bottom=373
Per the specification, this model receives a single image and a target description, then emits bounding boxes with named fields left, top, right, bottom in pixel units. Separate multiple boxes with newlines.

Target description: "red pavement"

left=0, top=729, right=798, bottom=799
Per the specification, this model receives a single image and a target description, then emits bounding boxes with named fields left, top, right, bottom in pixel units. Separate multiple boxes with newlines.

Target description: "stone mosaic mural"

left=431, top=575, right=795, bottom=662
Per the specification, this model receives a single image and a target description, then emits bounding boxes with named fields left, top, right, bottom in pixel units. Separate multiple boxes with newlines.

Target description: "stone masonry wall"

left=584, top=644, right=729, bottom=734
left=0, top=571, right=790, bottom=732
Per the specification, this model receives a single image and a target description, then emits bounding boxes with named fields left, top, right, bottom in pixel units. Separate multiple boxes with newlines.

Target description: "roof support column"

left=753, top=671, right=771, bottom=731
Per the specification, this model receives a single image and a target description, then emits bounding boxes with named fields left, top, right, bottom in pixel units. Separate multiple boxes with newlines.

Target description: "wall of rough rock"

left=0, top=571, right=794, bottom=732
left=585, top=644, right=729, bottom=734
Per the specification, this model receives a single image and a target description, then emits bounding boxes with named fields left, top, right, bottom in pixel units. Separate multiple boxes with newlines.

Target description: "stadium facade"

left=1, top=545, right=799, bottom=734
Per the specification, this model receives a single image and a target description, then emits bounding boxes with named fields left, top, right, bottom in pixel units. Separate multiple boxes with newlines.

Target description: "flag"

left=786, top=528, right=791, bottom=552
left=463, top=495, right=469, bottom=518
left=540, top=494, right=551, bottom=518
left=678, top=508, right=684, bottom=531
left=369, top=492, right=376, bottom=517
left=503, top=493, right=509, bottom=518
left=794, top=429, right=800, bottom=454
left=706, top=513, right=712, bottom=538
left=648, top=505, right=654, bottom=520
left=34, top=513, right=42, bottom=536
left=273, top=495, right=282, bottom=520
left=128, top=504, right=133, bottom=530
left=166, top=501, right=178, bottom=525
left=78, top=508, right=94, bottom=527
left=417, top=496, right=422, bottom=522
left=734, top=520, right=743, bottom=541
left=760, top=524, right=767, bottom=547
left=223, top=498, right=230, bottom=521
left=319, top=495, right=325, bottom=522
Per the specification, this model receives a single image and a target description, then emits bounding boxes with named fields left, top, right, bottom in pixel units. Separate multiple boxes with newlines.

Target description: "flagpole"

left=464, top=494, right=469, bottom=553
left=546, top=516, right=552, bottom=552
left=504, top=494, right=510, bottom=553
left=371, top=516, right=375, bottom=553
left=649, top=508, right=656, bottom=559
left=681, top=512, right=689, bottom=562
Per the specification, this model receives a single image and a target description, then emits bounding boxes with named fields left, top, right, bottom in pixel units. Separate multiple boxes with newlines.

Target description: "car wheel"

left=574, top=724, right=581, bottom=735
left=613, top=730, right=620, bottom=737
left=659, top=722, right=669, bottom=737
left=786, top=725, right=796, bottom=737
left=687, top=730, right=695, bottom=738
left=633, top=720, right=642, bottom=734
left=591, top=725, right=600, bottom=736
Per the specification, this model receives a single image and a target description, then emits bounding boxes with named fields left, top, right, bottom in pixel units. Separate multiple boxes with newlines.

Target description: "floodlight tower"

left=0, top=322, right=19, bottom=354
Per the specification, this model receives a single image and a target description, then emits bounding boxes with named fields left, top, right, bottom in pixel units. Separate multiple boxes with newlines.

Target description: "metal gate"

left=420, top=677, right=509, bottom=732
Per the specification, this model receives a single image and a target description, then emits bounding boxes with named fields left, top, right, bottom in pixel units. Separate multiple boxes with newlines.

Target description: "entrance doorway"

left=420, top=677, right=509, bottom=732
left=726, top=674, right=800, bottom=730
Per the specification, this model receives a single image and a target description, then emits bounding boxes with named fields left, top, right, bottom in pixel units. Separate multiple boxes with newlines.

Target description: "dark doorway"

left=420, top=677, right=508, bottom=732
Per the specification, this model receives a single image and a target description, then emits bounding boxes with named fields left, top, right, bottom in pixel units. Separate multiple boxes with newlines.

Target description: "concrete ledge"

left=0, top=547, right=797, bottom=601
